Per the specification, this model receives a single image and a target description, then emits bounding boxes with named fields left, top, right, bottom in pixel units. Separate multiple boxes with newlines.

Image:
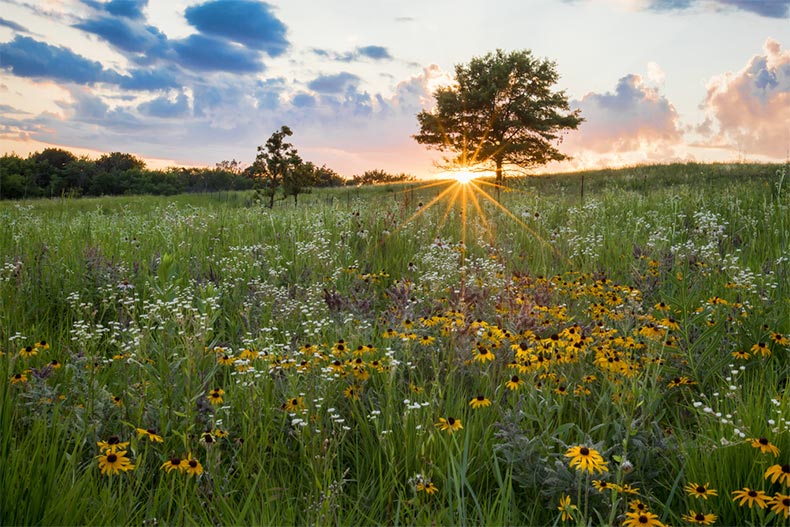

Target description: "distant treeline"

left=0, top=148, right=415, bottom=200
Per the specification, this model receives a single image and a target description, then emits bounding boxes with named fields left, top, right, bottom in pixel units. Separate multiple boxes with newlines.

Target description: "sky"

left=0, top=0, right=788, bottom=177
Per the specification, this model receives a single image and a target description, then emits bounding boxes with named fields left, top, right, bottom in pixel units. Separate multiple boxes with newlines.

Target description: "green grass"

left=1, top=162, right=789, bottom=525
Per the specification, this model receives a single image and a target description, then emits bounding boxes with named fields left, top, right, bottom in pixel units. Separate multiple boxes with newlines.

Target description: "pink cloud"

left=702, top=38, right=790, bottom=158
left=566, top=73, right=683, bottom=154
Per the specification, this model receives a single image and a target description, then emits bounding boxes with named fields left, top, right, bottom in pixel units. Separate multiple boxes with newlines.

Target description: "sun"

left=449, top=169, right=478, bottom=184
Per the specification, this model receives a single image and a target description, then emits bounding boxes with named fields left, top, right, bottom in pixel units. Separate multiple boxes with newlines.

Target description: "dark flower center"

left=783, top=465, right=790, bottom=473
left=107, top=454, right=117, bottom=463
left=696, top=486, right=706, bottom=493
left=759, top=438, right=769, bottom=445
left=171, top=458, right=181, bottom=465
left=748, top=490, right=757, bottom=497
left=189, top=460, right=198, bottom=468
left=108, top=436, right=120, bottom=444
left=447, top=417, right=455, bottom=425
left=477, top=395, right=485, bottom=401
left=580, top=447, right=590, bottom=456
left=784, top=498, right=790, bottom=506
left=695, top=513, right=705, bottom=521
left=147, top=429, right=157, bottom=435
left=40, top=340, right=47, bottom=345
left=638, top=516, right=648, bottom=524
left=511, top=376, right=519, bottom=383
left=25, top=346, right=32, bottom=352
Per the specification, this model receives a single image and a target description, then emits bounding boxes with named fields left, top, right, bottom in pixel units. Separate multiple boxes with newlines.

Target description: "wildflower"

left=681, top=510, right=716, bottom=525
left=771, top=332, right=789, bottom=346
left=565, top=445, right=608, bottom=474
left=731, top=350, right=751, bottom=360
left=592, top=480, right=612, bottom=492
left=282, top=396, right=305, bottom=412
left=344, top=385, right=362, bottom=400
left=770, top=493, right=790, bottom=518
left=623, top=510, right=664, bottom=527
left=505, top=375, right=523, bottom=391
left=97, top=450, right=134, bottom=476
left=435, top=417, right=463, bottom=433
left=10, top=372, right=28, bottom=384
left=332, top=340, right=348, bottom=356
left=48, top=359, right=62, bottom=369
left=473, top=346, right=495, bottom=363
left=731, top=487, right=769, bottom=508
left=207, top=388, right=224, bottom=406
left=765, top=464, right=790, bottom=486
left=469, top=395, right=491, bottom=409
left=35, top=340, right=50, bottom=350
left=750, top=437, right=780, bottom=456
left=136, top=428, right=164, bottom=443
left=185, top=453, right=203, bottom=476
left=629, top=500, right=649, bottom=512
left=213, top=428, right=229, bottom=438
left=618, top=483, right=640, bottom=494
left=684, top=482, right=718, bottom=499
left=419, top=335, right=436, bottom=346
left=416, top=481, right=439, bottom=494
left=161, top=457, right=186, bottom=473
left=217, top=354, right=235, bottom=366
left=557, top=494, right=577, bottom=522
left=111, top=395, right=123, bottom=407
left=751, top=342, right=771, bottom=357
left=97, top=436, right=129, bottom=453
left=200, top=432, right=215, bottom=445
left=668, top=376, right=696, bottom=388
left=18, top=346, right=37, bottom=358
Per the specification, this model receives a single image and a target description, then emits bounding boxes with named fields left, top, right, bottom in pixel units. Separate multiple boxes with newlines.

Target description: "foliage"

left=414, top=49, right=583, bottom=183
left=349, top=169, right=415, bottom=185
left=252, top=126, right=302, bottom=208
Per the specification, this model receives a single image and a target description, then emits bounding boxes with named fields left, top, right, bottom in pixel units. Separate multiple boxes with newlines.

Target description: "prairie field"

left=2, top=163, right=790, bottom=526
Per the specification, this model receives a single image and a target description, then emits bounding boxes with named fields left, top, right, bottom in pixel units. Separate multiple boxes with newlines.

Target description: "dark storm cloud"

left=184, top=0, right=288, bottom=56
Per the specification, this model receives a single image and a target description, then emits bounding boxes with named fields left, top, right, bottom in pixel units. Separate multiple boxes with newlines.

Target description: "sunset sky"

left=1, top=0, right=788, bottom=177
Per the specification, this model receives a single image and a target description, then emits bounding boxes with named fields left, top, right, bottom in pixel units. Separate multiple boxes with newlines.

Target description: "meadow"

left=1, top=162, right=789, bottom=526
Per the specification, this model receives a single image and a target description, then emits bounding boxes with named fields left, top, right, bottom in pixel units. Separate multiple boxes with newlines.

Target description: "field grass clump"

left=1, top=163, right=789, bottom=525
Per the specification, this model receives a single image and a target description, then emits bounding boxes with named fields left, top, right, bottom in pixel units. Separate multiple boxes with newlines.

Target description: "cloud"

left=0, top=17, right=29, bottom=32
left=75, top=15, right=168, bottom=56
left=307, top=72, right=360, bottom=94
left=118, top=68, right=180, bottom=91
left=647, top=0, right=789, bottom=17
left=0, top=36, right=119, bottom=84
left=701, top=38, right=790, bottom=158
left=568, top=74, right=683, bottom=153
left=292, top=93, right=316, bottom=108
left=138, top=92, right=190, bottom=118
left=184, top=0, right=288, bottom=56
left=356, top=46, right=392, bottom=60
left=172, top=34, right=264, bottom=73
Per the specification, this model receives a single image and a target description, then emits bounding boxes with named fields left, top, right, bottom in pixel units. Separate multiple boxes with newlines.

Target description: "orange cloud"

left=702, top=38, right=790, bottom=158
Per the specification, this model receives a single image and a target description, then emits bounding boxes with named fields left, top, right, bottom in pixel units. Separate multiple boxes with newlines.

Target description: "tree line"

left=0, top=145, right=413, bottom=201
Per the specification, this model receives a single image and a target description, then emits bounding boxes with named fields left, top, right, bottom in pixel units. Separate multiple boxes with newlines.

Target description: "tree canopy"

left=414, top=49, right=583, bottom=183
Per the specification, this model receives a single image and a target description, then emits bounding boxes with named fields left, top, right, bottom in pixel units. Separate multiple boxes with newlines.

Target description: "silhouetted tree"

left=414, top=49, right=582, bottom=184
left=253, top=126, right=300, bottom=208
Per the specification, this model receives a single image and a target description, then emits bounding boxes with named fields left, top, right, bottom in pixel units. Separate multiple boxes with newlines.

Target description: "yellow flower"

left=419, top=335, right=436, bottom=346
left=750, top=437, right=780, bottom=456
left=592, top=480, right=612, bottom=492
left=473, top=346, right=495, bottom=363
left=10, top=372, right=28, bottom=385
left=505, top=375, right=523, bottom=391
left=557, top=494, right=577, bottom=522
left=469, top=395, right=491, bottom=409
left=751, top=342, right=771, bottom=357
left=281, top=396, right=305, bottom=412
left=622, top=510, right=664, bottom=527
left=18, top=346, right=37, bottom=358
left=97, top=450, right=134, bottom=476
left=770, top=493, right=790, bottom=518
left=565, top=445, right=608, bottom=474
left=684, top=482, right=718, bottom=499
left=435, top=417, right=463, bottom=433
left=97, top=436, right=130, bottom=453
left=416, top=482, right=438, bottom=494
left=765, top=464, right=790, bottom=486
left=344, top=385, right=362, bottom=400
left=35, top=340, right=50, bottom=350
left=681, top=510, right=716, bottom=525
left=217, top=354, right=235, bottom=366
left=731, top=487, right=769, bottom=508
left=161, top=457, right=186, bottom=473
left=207, top=388, right=225, bottom=406
left=185, top=453, right=203, bottom=477
left=136, top=428, right=164, bottom=443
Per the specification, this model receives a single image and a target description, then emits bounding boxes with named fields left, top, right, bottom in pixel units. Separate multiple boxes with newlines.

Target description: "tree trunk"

left=495, top=158, right=503, bottom=185
left=268, top=192, right=274, bottom=209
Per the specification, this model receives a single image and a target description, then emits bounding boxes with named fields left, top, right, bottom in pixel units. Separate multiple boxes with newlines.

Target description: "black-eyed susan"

left=681, top=510, right=716, bottom=525
left=770, top=493, right=790, bottom=518
left=750, top=437, right=780, bottom=456
left=416, top=481, right=438, bottom=494
left=332, top=340, right=348, bottom=355
left=185, top=453, right=203, bottom=476
left=161, top=457, right=186, bottom=473
left=622, top=510, right=664, bottom=527
left=111, top=395, right=123, bottom=407
left=435, top=417, right=463, bottom=433
left=48, top=359, right=61, bottom=369
left=765, top=463, right=790, bottom=486
left=557, top=494, right=577, bottom=522
left=667, top=376, right=696, bottom=388
left=771, top=332, right=789, bottom=346
left=419, top=335, right=436, bottom=346
left=751, top=342, right=771, bottom=357
left=731, top=487, right=769, bottom=508
left=732, top=350, right=751, bottom=360
left=617, top=483, right=640, bottom=495
left=207, top=388, right=224, bottom=406
left=213, top=428, right=229, bottom=438
left=505, top=375, right=523, bottom=391
left=473, top=346, right=495, bottom=363
left=565, top=445, right=608, bottom=474
left=592, top=480, right=612, bottom=492
left=97, top=436, right=129, bottom=453
left=281, top=396, right=305, bottom=412
left=10, top=372, right=28, bottom=384
left=469, top=395, right=491, bottom=409
left=684, top=482, right=718, bottom=499
left=217, top=354, right=235, bottom=366
left=18, top=346, right=37, bottom=358
left=629, top=500, right=649, bottom=513
left=97, top=450, right=134, bottom=476
left=136, top=428, right=164, bottom=443
left=344, top=385, right=362, bottom=400
left=200, top=431, right=215, bottom=445
left=35, top=340, right=50, bottom=350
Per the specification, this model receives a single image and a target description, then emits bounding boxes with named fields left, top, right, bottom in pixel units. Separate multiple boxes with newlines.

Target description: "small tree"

left=414, top=49, right=582, bottom=184
left=253, top=126, right=300, bottom=208
left=284, top=159, right=318, bottom=205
